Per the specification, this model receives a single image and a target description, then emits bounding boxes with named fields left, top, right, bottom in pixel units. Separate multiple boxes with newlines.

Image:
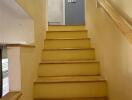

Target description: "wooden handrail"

left=97, top=0, right=132, bottom=43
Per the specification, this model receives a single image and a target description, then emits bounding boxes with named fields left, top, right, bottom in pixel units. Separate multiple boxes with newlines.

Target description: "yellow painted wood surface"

left=44, top=39, right=91, bottom=49
left=46, top=31, right=88, bottom=39
left=34, top=26, right=107, bottom=99
left=38, top=62, right=100, bottom=76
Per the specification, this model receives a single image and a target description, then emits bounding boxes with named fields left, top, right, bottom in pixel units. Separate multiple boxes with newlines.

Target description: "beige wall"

left=86, top=0, right=132, bottom=100
left=0, top=0, right=34, bottom=43
left=108, top=0, right=132, bottom=25
left=16, top=0, right=47, bottom=100
left=16, top=0, right=35, bottom=19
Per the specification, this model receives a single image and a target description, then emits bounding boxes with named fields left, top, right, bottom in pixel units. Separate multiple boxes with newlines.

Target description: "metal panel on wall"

left=65, top=0, right=85, bottom=25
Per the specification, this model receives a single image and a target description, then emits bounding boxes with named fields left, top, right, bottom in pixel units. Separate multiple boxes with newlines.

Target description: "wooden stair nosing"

left=45, top=38, right=90, bottom=40
left=43, top=48, right=95, bottom=51
left=48, top=25, right=85, bottom=26
left=34, top=80, right=106, bottom=84
left=47, top=30, right=88, bottom=33
left=34, top=76, right=106, bottom=84
left=34, top=97, right=108, bottom=100
left=40, top=60, right=99, bottom=64
left=38, top=75, right=101, bottom=78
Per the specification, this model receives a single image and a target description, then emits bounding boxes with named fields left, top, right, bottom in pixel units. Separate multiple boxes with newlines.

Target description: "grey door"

left=65, top=0, right=85, bottom=25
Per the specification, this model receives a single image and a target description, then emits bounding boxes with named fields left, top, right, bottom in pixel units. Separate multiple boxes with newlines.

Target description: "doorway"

left=48, top=0, right=65, bottom=25
left=2, top=47, right=9, bottom=96
left=48, top=0, right=85, bottom=25
left=1, top=46, right=9, bottom=96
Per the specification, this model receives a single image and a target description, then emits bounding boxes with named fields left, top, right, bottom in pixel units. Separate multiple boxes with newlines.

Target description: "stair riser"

left=44, top=40, right=91, bottom=49
left=42, top=50, right=95, bottom=61
left=34, top=82, right=107, bottom=98
left=48, top=26, right=85, bottom=31
left=46, top=31, right=87, bottom=39
left=38, top=63, right=100, bottom=76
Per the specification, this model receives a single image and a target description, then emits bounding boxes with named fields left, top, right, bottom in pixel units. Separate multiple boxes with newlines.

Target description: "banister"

left=97, top=0, right=132, bottom=43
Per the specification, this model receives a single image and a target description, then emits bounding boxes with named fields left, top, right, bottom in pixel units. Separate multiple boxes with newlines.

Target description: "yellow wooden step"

left=44, top=39, right=91, bottom=49
left=48, top=26, right=86, bottom=31
left=34, top=97, right=108, bottom=100
left=42, top=48, right=95, bottom=61
left=46, top=31, right=88, bottom=39
left=38, top=61, right=100, bottom=77
left=34, top=76, right=107, bottom=98
left=35, top=76, right=105, bottom=83
left=1, top=92, right=22, bottom=100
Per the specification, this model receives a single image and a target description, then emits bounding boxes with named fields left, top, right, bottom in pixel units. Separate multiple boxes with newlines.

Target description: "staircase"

left=34, top=26, right=108, bottom=100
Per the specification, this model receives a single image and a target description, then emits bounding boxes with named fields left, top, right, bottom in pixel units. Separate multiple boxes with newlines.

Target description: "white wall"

left=7, top=47, right=21, bottom=91
left=0, top=0, right=34, bottom=97
left=0, top=0, right=34, bottom=44
left=48, top=0, right=64, bottom=25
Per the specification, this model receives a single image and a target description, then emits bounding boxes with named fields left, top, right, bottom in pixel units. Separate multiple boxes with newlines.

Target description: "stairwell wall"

left=16, top=0, right=47, bottom=100
left=0, top=0, right=34, bottom=43
left=86, top=0, right=132, bottom=100
left=108, top=0, right=132, bottom=25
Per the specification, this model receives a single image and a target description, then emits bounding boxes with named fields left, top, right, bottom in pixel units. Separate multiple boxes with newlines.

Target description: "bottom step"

left=34, top=97, right=108, bottom=100
left=1, top=92, right=22, bottom=100
left=34, top=76, right=107, bottom=98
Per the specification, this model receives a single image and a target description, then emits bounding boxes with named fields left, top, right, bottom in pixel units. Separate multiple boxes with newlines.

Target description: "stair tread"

left=47, top=30, right=88, bottom=32
left=34, top=97, right=108, bottom=100
left=43, top=48, right=95, bottom=51
left=45, top=38, right=90, bottom=40
left=40, top=60, right=99, bottom=64
left=35, top=97, right=107, bottom=100
left=48, top=30, right=87, bottom=32
left=1, top=92, right=22, bottom=100
left=35, top=76, right=105, bottom=83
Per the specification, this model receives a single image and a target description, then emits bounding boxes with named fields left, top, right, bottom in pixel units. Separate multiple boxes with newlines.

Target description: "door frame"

left=83, top=0, right=86, bottom=26
left=63, top=0, right=65, bottom=25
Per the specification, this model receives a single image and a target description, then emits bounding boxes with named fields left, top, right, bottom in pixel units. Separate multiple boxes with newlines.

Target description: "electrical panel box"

left=68, top=0, right=77, bottom=3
